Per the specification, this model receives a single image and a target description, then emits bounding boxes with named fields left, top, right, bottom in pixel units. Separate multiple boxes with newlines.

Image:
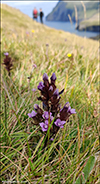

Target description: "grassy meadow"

left=1, top=4, right=100, bottom=184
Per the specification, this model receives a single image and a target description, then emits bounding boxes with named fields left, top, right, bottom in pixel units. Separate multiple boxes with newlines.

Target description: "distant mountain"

left=46, top=1, right=100, bottom=23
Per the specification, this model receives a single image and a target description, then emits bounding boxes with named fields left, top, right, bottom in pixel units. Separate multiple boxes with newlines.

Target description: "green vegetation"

left=46, top=1, right=100, bottom=26
left=79, top=12, right=99, bottom=27
left=1, top=4, right=100, bottom=183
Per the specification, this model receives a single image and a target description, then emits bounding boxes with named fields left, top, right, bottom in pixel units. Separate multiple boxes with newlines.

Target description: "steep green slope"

left=1, top=3, right=98, bottom=51
left=46, top=1, right=100, bottom=23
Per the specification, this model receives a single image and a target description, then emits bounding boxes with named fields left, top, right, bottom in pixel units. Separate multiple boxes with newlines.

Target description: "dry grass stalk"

left=68, top=14, right=72, bottom=25
left=74, top=5, right=78, bottom=28
left=81, top=1, right=86, bottom=20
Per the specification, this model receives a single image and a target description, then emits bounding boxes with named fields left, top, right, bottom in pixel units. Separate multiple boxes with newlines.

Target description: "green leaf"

left=75, top=156, right=95, bottom=184
left=83, top=155, right=95, bottom=181
left=28, top=158, right=35, bottom=172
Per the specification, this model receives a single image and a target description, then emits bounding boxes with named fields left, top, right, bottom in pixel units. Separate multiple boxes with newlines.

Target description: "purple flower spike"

left=54, top=119, right=66, bottom=128
left=43, top=73, right=48, bottom=81
left=4, top=52, right=9, bottom=56
left=37, top=81, right=44, bottom=90
left=28, top=110, right=37, bottom=118
left=39, top=121, right=48, bottom=132
left=51, top=73, right=56, bottom=81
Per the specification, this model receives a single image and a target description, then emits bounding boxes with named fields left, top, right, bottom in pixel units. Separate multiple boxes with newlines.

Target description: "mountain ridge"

left=46, top=1, right=100, bottom=23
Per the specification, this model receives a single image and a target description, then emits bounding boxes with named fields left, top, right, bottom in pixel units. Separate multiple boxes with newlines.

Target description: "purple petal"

left=61, top=121, right=66, bottom=125
left=50, top=116, right=54, bottom=122
left=45, top=120, right=48, bottom=125
left=64, top=102, right=70, bottom=108
left=42, top=111, right=52, bottom=120
left=70, top=109, right=76, bottom=114
left=67, top=105, right=76, bottom=114
left=68, top=106, right=71, bottom=112
left=39, top=122, right=48, bottom=132
left=33, top=64, right=37, bottom=68
left=50, top=73, right=56, bottom=81
left=54, top=119, right=61, bottom=126
left=54, top=119, right=66, bottom=128
left=4, top=52, right=9, bottom=56
left=43, top=73, right=48, bottom=81
left=42, top=111, right=49, bottom=119
left=37, top=81, right=44, bottom=90
left=53, top=89, right=59, bottom=96
left=28, top=110, right=37, bottom=118
left=60, top=125, right=64, bottom=128
left=49, top=85, right=53, bottom=91
left=34, top=104, right=39, bottom=111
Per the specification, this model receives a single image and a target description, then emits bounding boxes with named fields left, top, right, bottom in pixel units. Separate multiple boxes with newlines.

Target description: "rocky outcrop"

left=76, top=25, right=100, bottom=32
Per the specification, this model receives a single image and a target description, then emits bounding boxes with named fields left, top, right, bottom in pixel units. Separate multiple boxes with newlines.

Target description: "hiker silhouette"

left=33, top=7, right=38, bottom=21
left=39, top=8, right=44, bottom=24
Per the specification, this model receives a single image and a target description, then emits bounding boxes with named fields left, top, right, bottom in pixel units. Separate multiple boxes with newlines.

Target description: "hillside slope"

left=1, top=3, right=99, bottom=50
left=46, top=1, right=100, bottom=24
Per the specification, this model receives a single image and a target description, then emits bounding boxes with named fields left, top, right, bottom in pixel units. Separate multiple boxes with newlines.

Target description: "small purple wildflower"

left=28, top=110, right=37, bottom=118
left=4, top=52, right=9, bottom=56
left=26, top=31, right=29, bottom=34
left=54, top=119, right=66, bottom=128
left=33, top=64, right=37, bottom=68
left=39, top=120, right=48, bottom=132
left=42, top=111, right=53, bottom=120
left=37, top=81, right=44, bottom=90
left=68, top=106, right=76, bottom=114
left=64, top=102, right=70, bottom=108
left=32, top=88, right=36, bottom=92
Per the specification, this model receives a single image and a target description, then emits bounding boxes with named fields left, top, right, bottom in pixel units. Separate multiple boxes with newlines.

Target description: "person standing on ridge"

left=39, top=8, right=44, bottom=24
left=33, top=7, right=38, bottom=21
